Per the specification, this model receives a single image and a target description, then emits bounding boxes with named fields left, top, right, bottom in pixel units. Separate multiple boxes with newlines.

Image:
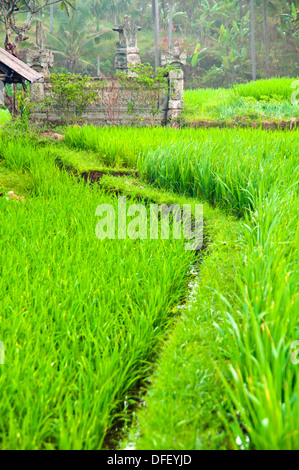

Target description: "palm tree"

left=168, top=0, right=173, bottom=47
left=262, top=0, right=270, bottom=78
left=50, top=4, right=54, bottom=34
left=152, top=0, right=160, bottom=68
left=250, top=0, right=257, bottom=80
left=46, top=4, right=112, bottom=74
left=239, top=0, right=244, bottom=19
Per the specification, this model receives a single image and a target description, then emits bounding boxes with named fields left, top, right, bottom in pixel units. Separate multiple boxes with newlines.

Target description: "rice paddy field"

left=0, top=79, right=299, bottom=450
left=183, top=78, right=299, bottom=125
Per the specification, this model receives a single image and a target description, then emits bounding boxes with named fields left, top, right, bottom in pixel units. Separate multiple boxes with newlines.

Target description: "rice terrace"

left=0, top=0, right=298, bottom=454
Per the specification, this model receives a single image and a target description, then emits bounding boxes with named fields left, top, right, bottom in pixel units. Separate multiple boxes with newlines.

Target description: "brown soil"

left=39, top=130, right=65, bottom=141
left=103, top=232, right=208, bottom=450
left=0, top=192, right=25, bottom=202
left=81, top=170, right=139, bottom=184
left=54, top=156, right=139, bottom=183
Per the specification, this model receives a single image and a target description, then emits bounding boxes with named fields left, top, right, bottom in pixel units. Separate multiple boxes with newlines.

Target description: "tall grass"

left=183, top=78, right=299, bottom=122
left=61, top=124, right=299, bottom=448
left=64, top=126, right=179, bottom=168
left=0, top=109, right=11, bottom=126
left=220, top=186, right=299, bottom=449
left=1, top=125, right=299, bottom=449
left=136, top=127, right=299, bottom=449
left=235, top=77, right=299, bottom=100
left=0, top=139, right=37, bottom=172
left=137, top=128, right=299, bottom=217
left=0, top=137, right=195, bottom=449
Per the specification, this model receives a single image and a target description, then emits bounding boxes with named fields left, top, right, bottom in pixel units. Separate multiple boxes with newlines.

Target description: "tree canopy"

left=0, top=0, right=298, bottom=86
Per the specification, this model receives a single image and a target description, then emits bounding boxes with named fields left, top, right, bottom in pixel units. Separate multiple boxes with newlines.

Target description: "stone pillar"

left=161, top=44, right=187, bottom=123
left=167, top=69, right=184, bottom=121
left=25, top=46, right=54, bottom=77
left=24, top=46, right=54, bottom=101
left=113, top=15, right=141, bottom=75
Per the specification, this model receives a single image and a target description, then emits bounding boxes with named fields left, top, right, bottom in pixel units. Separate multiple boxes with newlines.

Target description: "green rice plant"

left=1, top=124, right=299, bottom=450
left=218, top=186, right=299, bottom=449
left=234, top=77, right=299, bottom=101
left=138, top=128, right=299, bottom=217
left=183, top=88, right=234, bottom=122
left=63, top=125, right=192, bottom=168
left=183, top=79, right=299, bottom=123
left=0, top=109, right=11, bottom=126
left=126, top=203, right=244, bottom=450
left=0, top=135, right=199, bottom=449
left=64, top=126, right=151, bottom=168
left=134, top=126, right=299, bottom=450
left=0, top=138, right=38, bottom=172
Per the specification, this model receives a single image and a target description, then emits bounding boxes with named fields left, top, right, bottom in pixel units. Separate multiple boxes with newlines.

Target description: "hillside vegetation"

left=0, top=1, right=298, bottom=88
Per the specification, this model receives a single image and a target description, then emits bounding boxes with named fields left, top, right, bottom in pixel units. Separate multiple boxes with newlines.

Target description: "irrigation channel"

left=104, top=257, right=206, bottom=449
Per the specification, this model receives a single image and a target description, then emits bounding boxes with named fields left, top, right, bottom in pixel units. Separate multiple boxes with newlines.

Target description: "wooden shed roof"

left=0, top=47, right=43, bottom=83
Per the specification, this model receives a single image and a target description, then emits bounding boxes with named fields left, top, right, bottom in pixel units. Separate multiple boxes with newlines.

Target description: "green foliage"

left=61, top=124, right=299, bottom=450
left=134, top=127, right=299, bottom=449
left=0, top=109, right=11, bottom=126
left=99, top=60, right=112, bottom=76
left=0, top=1, right=77, bottom=52
left=0, top=132, right=197, bottom=449
left=1, top=84, right=35, bottom=131
left=277, top=2, right=299, bottom=40
left=59, top=0, right=76, bottom=13
left=191, top=43, right=206, bottom=67
left=119, top=63, right=169, bottom=126
left=16, top=88, right=36, bottom=131
left=46, top=2, right=112, bottom=74
left=0, top=122, right=299, bottom=450
left=64, top=125, right=181, bottom=167
left=45, top=73, right=98, bottom=125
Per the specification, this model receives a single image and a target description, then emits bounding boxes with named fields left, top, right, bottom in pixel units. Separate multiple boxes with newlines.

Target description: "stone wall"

left=29, top=16, right=186, bottom=127
left=30, top=77, right=170, bottom=127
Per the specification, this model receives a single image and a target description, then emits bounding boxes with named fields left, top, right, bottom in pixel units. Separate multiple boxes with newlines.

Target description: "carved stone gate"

left=29, top=16, right=186, bottom=126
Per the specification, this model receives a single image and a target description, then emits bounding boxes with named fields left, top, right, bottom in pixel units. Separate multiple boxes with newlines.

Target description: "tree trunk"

left=239, top=0, right=244, bottom=19
left=152, top=0, right=160, bottom=68
left=36, top=10, right=44, bottom=49
left=40, top=18, right=44, bottom=49
left=263, top=0, right=270, bottom=78
left=2, top=3, right=39, bottom=54
left=142, top=0, right=147, bottom=14
left=36, top=19, right=41, bottom=47
left=168, top=0, right=173, bottom=48
left=250, top=0, right=256, bottom=81
left=50, top=4, right=54, bottom=34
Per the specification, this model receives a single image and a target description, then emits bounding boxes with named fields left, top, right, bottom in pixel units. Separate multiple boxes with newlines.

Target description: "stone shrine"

left=113, top=16, right=141, bottom=74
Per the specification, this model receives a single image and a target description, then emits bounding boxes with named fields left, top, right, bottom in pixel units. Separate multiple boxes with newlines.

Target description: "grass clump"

left=134, top=126, right=299, bottom=450
left=183, top=78, right=299, bottom=124
left=138, top=128, right=299, bottom=217
left=0, top=109, right=11, bottom=126
left=234, top=77, right=298, bottom=101
left=0, top=135, right=201, bottom=449
left=1, top=123, right=298, bottom=450
left=125, top=205, right=243, bottom=450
